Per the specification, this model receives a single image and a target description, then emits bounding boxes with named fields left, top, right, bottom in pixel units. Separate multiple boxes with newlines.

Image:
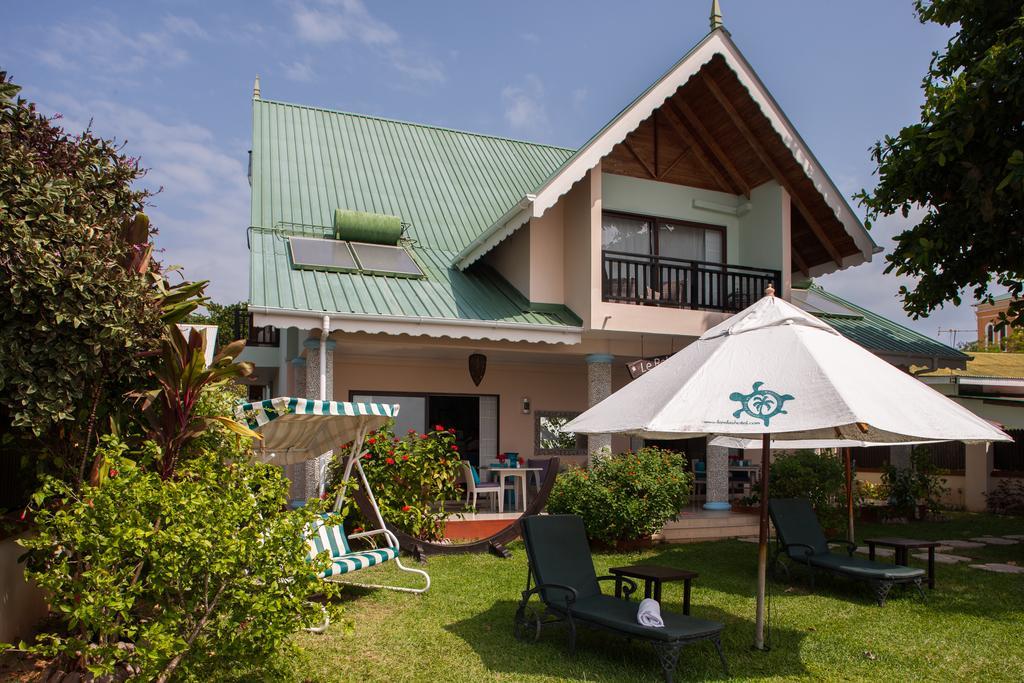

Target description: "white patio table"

left=479, top=466, right=543, bottom=513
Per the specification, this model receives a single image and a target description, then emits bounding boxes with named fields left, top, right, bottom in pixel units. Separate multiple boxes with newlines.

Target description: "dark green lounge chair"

left=516, top=514, right=727, bottom=682
left=768, top=498, right=926, bottom=605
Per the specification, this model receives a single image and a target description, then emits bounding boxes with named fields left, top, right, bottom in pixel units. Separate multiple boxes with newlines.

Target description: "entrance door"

left=428, top=395, right=481, bottom=467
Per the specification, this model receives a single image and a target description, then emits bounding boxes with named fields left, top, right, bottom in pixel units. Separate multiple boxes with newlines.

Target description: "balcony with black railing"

left=233, top=309, right=280, bottom=347
left=601, top=250, right=781, bottom=313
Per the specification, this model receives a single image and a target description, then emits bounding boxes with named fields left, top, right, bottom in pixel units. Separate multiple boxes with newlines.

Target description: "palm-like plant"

left=134, top=325, right=258, bottom=478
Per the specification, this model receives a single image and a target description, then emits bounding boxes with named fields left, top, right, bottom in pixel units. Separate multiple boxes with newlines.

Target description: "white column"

left=585, top=354, right=614, bottom=462
left=964, top=442, right=993, bottom=512
left=704, top=444, right=731, bottom=511
left=303, top=337, right=335, bottom=499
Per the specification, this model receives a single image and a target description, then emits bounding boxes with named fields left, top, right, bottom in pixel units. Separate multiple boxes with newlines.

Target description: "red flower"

left=434, top=424, right=444, bottom=432
left=408, top=428, right=416, bottom=434
left=451, top=445, right=459, bottom=452
left=362, top=453, right=372, bottom=460
left=439, top=458, right=447, bottom=465
left=420, top=434, right=429, bottom=440
left=20, top=508, right=28, bottom=520
left=388, top=449, right=395, bottom=455
left=108, top=469, right=118, bottom=478
left=402, top=505, right=411, bottom=512
left=353, top=526, right=364, bottom=533
left=448, top=427, right=456, bottom=433
left=393, top=437, right=401, bottom=443
left=386, top=457, right=395, bottom=465
left=367, top=437, right=376, bottom=445
left=402, top=455, right=409, bottom=461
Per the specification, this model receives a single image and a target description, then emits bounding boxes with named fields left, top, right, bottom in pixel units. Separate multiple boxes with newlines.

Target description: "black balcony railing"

left=233, top=309, right=280, bottom=347
left=601, top=250, right=781, bottom=313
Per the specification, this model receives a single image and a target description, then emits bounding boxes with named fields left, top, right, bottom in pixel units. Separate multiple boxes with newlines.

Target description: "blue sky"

left=2, top=1, right=980, bottom=345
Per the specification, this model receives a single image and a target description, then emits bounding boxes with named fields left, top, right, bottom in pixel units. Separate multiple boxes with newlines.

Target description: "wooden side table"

left=608, top=564, right=699, bottom=615
left=864, top=537, right=940, bottom=589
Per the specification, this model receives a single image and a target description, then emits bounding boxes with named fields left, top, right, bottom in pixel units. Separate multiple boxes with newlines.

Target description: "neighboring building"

left=976, top=293, right=1018, bottom=349
left=239, top=13, right=968, bottom=504
left=917, top=354, right=1024, bottom=511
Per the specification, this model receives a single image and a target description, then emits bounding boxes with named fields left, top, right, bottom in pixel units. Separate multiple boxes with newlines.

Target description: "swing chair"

left=235, top=397, right=431, bottom=610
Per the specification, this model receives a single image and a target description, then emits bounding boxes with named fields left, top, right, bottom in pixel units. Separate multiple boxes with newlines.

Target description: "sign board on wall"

left=626, top=355, right=673, bottom=380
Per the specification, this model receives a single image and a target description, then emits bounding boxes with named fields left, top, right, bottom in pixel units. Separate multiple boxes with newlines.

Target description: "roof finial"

left=710, top=0, right=724, bottom=31
left=253, top=74, right=261, bottom=100
left=765, top=283, right=776, bottom=297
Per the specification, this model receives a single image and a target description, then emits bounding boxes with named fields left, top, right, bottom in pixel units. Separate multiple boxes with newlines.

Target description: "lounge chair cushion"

left=806, top=553, right=925, bottom=580
left=319, top=547, right=399, bottom=579
left=521, top=515, right=602, bottom=604
left=768, top=498, right=830, bottom=559
left=306, top=514, right=351, bottom=561
left=557, top=595, right=724, bottom=642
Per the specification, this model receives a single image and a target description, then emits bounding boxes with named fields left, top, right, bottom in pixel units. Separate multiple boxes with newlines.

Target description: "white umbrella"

left=565, top=292, right=1009, bottom=649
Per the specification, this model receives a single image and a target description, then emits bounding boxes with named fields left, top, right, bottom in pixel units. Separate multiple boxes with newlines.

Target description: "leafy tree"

left=0, top=71, right=170, bottom=485
left=857, top=1, right=1024, bottom=328
left=185, top=300, right=248, bottom=352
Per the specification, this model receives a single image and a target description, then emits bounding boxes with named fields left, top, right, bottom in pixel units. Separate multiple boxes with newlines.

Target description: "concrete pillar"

left=964, top=442, right=993, bottom=512
left=704, top=444, right=731, bottom=511
left=302, top=337, right=335, bottom=499
left=585, top=354, right=614, bottom=461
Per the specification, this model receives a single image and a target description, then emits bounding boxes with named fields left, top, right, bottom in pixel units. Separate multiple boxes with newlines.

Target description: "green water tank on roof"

left=333, top=209, right=403, bottom=245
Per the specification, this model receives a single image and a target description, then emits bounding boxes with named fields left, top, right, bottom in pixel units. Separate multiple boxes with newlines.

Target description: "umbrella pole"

left=844, top=447, right=854, bottom=543
left=754, top=432, right=771, bottom=650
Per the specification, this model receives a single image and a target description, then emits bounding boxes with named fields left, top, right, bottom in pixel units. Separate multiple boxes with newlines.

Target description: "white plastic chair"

left=461, top=461, right=500, bottom=512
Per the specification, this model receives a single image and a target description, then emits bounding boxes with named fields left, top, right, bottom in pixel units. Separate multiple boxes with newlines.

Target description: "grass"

left=284, top=513, right=1023, bottom=682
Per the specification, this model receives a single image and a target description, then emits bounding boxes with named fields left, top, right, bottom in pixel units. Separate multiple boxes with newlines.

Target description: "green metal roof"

left=250, top=98, right=574, bottom=252
left=249, top=225, right=581, bottom=327
left=797, top=285, right=969, bottom=363
left=248, top=98, right=580, bottom=327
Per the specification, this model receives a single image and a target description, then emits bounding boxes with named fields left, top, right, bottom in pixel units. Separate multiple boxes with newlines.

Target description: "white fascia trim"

left=517, top=30, right=874, bottom=274
left=249, top=306, right=582, bottom=346
left=454, top=195, right=534, bottom=270
left=958, top=376, right=1024, bottom=388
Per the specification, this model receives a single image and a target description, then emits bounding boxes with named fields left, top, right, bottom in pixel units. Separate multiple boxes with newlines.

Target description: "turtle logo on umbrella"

left=729, top=381, right=794, bottom=426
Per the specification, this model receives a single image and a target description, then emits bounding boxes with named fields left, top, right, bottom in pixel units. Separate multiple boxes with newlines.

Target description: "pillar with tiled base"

left=703, top=444, right=731, bottom=510
left=303, top=337, right=336, bottom=500
left=585, top=354, right=614, bottom=463
left=285, top=356, right=307, bottom=503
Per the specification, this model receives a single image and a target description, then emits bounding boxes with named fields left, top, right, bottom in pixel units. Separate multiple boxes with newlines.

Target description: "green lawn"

left=285, top=513, right=1023, bottom=682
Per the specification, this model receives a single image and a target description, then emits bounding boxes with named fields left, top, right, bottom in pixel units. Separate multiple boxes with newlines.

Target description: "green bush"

left=546, top=447, right=692, bottom=545
left=769, top=450, right=846, bottom=531
left=881, top=446, right=950, bottom=517
left=19, top=440, right=332, bottom=682
left=328, top=423, right=464, bottom=541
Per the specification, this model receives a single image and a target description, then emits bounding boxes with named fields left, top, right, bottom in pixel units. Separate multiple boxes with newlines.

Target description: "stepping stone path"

left=969, top=536, right=1018, bottom=546
left=969, top=563, right=1024, bottom=574
left=912, top=552, right=972, bottom=564
left=938, top=539, right=986, bottom=549
left=1003, top=534, right=1024, bottom=540
left=854, top=546, right=895, bottom=557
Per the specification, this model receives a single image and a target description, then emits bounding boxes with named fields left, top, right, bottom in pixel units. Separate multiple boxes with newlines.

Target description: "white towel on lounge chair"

left=637, top=598, right=665, bottom=627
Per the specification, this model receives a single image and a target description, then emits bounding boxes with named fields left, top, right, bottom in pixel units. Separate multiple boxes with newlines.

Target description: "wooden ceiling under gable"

left=602, top=54, right=861, bottom=274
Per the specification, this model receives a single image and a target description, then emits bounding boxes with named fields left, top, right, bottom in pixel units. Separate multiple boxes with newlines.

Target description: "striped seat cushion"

left=319, top=547, right=399, bottom=579
left=306, top=514, right=351, bottom=561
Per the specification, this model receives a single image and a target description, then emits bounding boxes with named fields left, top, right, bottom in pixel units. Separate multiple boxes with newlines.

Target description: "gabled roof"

left=793, top=285, right=969, bottom=367
left=250, top=98, right=574, bottom=252
left=455, top=28, right=877, bottom=274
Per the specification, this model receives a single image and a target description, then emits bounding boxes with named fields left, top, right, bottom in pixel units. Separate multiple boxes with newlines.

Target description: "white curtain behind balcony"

left=602, top=215, right=651, bottom=253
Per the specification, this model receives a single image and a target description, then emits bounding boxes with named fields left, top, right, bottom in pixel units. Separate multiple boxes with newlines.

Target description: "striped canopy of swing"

left=234, top=396, right=399, bottom=465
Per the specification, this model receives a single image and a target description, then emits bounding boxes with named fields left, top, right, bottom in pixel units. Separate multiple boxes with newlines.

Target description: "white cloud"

left=521, top=32, right=540, bottom=43
left=283, top=58, right=316, bottom=83
left=36, top=93, right=251, bottom=304
left=37, top=15, right=205, bottom=75
left=571, top=87, right=589, bottom=110
left=291, top=0, right=444, bottom=83
left=292, top=0, right=398, bottom=46
left=502, top=75, right=549, bottom=135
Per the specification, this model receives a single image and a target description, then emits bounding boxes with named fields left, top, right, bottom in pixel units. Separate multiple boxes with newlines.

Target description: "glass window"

left=602, top=215, right=651, bottom=254
left=352, top=394, right=426, bottom=436
left=658, top=221, right=724, bottom=263
left=534, top=411, right=587, bottom=455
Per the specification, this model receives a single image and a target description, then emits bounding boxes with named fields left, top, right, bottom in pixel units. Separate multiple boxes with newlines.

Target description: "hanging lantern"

left=468, top=353, right=487, bottom=386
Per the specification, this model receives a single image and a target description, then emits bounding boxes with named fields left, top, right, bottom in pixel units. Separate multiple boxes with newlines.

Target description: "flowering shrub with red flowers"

left=546, top=447, right=692, bottom=545
left=327, top=423, right=464, bottom=540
